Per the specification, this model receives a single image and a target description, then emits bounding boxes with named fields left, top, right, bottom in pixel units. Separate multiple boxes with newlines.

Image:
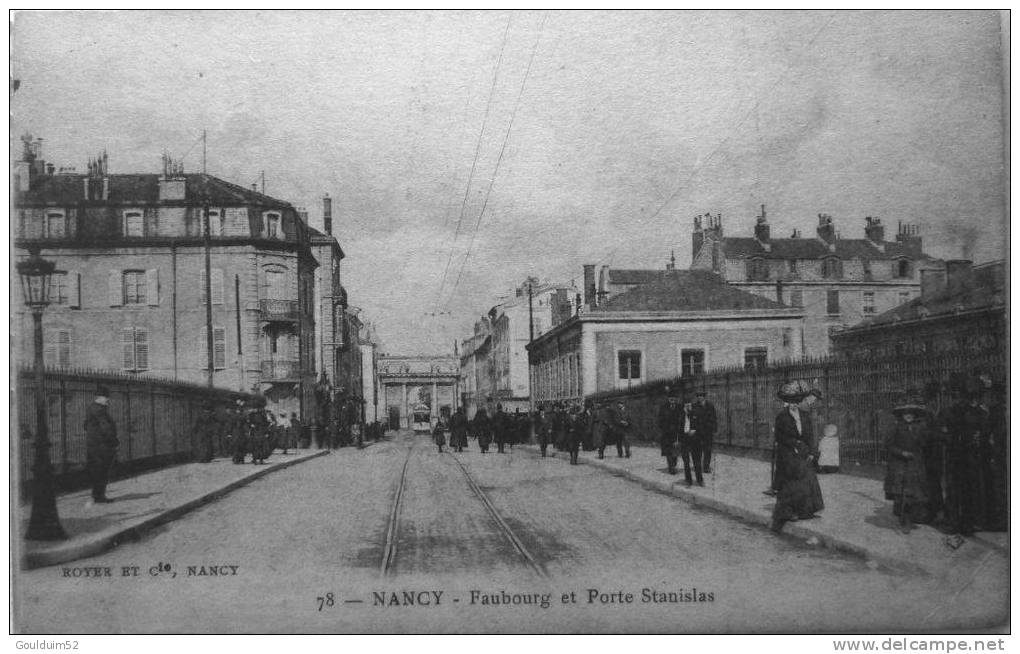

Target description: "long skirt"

left=773, top=451, right=824, bottom=521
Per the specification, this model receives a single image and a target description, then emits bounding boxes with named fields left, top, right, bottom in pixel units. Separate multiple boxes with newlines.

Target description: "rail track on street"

left=379, top=432, right=547, bottom=578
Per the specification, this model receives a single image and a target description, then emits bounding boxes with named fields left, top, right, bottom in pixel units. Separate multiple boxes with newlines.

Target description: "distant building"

left=831, top=260, right=1005, bottom=360
left=688, top=208, right=943, bottom=355
left=13, top=137, right=317, bottom=418
left=377, top=355, right=460, bottom=429
left=459, top=317, right=492, bottom=419
left=529, top=269, right=805, bottom=404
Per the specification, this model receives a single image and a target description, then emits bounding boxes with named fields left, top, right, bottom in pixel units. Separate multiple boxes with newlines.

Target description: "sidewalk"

left=18, top=449, right=330, bottom=570
left=523, top=443, right=1008, bottom=575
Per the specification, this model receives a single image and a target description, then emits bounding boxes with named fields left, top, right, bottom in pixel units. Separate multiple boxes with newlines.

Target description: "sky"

left=12, top=10, right=1008, bottom=354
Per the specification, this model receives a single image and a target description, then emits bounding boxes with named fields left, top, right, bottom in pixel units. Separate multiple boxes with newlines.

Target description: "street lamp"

left=18, top=247, right=67, bottom=540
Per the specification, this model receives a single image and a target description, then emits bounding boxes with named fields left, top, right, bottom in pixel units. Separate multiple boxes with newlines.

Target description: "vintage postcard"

left=9, top=10, right=1009, bottom=636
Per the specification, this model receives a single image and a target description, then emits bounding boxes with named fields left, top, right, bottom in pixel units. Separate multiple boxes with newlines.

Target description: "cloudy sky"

left=12, top=10, right=1007, bottom=354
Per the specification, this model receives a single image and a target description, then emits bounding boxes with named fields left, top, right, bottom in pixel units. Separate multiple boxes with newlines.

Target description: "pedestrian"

left=940, top=374, right=987, bottom=536
left=981, top=377, right=1007, bottom=531
left=84, top=385, right=119, bottom=504
left=694, top=390, right=717, bottom=474
left=277, top=411, right=291, bottom=454
left=608, top=400, right=632, bottom=458
left=450, top=408, right=469, bottom=452
left=433, top=417, right=448, bottom=453
left=770, top=380, right=825, bottom=532
left=592, top=402, right=607, bottom=459
left=885, top=394, right=931, bottom=533
left=474, top=407, right=491, bottom=453
left=657, top=389, right=682, bottom=475
left=679, top=396, right=703, bottom=486
left=193, top=400, right=217, bottom=463
left=248, top=397, right=270, bottom=464
left=551, top=403, right=565, bottom=452
left=231, top=400, right=249, bottom=464
left=494, top=404, right=508, bottom=454
left=290, top=412, right=303, bottom=450
left=534, top=405, right=550, bottom=457
left=566, top=402, right=583, bottom=465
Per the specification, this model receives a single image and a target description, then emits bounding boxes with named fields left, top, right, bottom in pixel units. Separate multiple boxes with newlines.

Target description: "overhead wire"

left=442, top=13, right=547, bottom=311
left=433, top=14, right=513, bottom=308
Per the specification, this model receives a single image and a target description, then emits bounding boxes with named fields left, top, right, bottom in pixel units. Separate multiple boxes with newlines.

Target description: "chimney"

left=864, top=216, right=885, bottom=246
left=323, top=193, right=333, bottom=235
left=896, top=221, right=923, bottom=254
left=945, top=259, right=973, bottom=292
left=816, top=213, right=836, bottom=248
left=666, top=250, right=676, bottom=271
left=158, top=152, right=186, bottom=202
left=920, top=268, right=946, bottom=299
left=583, top=264, right=596, bottom=308
left=754, top=204, right=771, bottom=250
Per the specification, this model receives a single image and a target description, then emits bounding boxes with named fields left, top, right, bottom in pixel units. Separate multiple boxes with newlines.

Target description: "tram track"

left=379, top=440, right=415, bottom=577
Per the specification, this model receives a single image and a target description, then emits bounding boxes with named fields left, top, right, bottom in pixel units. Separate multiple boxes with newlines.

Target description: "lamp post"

left=18, top=247, right=66, bottom=540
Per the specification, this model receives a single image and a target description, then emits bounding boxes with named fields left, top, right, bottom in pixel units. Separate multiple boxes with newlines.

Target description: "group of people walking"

left=431, top=405, right=532, bottom=454
left=657, top=389, right=718, bottom=486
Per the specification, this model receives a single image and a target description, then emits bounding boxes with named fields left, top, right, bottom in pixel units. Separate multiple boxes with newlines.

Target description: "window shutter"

left=135, top=330, right=149, bottom=370
left=43, top=333, right=56, bottom=368
left=69, top=272, right=81, bottom=308
left=109, top=270, right=122, bottom=306
left=57, top=330, right=71, bottom=367
left=146, top=269, right=159, bottom=306
left=122, top=329, right=135, bottom=370
left=212, top=268, right=224, bottom=304
left=200, top=269, right=207, bottom=304
left=213, top=327, right=226, bottom=369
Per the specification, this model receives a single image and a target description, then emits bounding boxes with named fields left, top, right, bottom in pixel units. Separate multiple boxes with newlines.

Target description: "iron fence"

left=588, top=349, right=1006, bottom=471
left=14, top=367, right=252, bottom=486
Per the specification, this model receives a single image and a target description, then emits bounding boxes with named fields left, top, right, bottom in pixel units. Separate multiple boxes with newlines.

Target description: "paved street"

left=14, top=431, right=1007, bottom=634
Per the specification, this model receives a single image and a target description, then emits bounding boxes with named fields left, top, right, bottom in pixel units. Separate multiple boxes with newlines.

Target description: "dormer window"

left=264, top=212, right=281, bottom=238
left=45, top=210, right=66, bottom=238
left=123, top=209, right=144, bottom=237
left=746, top=257, right=769, bottom=281
left=822, top=256, right=843, bottom=280
left=202, top=208, right=223, bottom=236
left=896, top=258, right=912, bottom=279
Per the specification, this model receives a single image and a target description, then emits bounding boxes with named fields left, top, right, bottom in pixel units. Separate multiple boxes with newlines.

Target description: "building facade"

left=529, top=270, right=805, bottom=405
left=13, top=138, right=317, bottom=418
left=688, top=208, right=943, bottom=355
left=377, top=355, right=460, bottom=429
left=831, top=260, right=1005, bottom=360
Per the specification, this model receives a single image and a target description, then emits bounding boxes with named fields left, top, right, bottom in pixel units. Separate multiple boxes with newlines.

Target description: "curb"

left=521, top=445, right=929, bottom=573
left=23, top=450, right=329, bottom=570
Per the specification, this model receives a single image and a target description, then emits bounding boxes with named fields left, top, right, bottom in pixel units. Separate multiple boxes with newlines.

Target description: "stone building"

left=377, top=355, right=460, bottom=429
left=688, top=208, right=943, bottom=355
left=831, top=260, right=1005, bottom=360
left=13, top=137, right=317, bottom=418
left=528, top=269, right=805, bottom=405
left=459, top=317, right=492, bottom=419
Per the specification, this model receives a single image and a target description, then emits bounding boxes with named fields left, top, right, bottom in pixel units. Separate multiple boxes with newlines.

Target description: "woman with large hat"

left=885, top=394, right=931, bottom=533
left=770, top=380, right=825, bottom=532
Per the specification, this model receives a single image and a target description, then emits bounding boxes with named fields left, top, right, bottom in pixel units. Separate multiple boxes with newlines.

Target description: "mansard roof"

left=598, top=269, right=789, bottom=313
left=719, top=237, right=927, bottom=261
left=606, top=269, right=671, bottom=285
left=19, top=173, right=293, bottom=210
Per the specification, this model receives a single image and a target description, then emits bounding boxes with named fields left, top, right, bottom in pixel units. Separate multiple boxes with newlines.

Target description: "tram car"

left=411, top=403, right=432, bottom=433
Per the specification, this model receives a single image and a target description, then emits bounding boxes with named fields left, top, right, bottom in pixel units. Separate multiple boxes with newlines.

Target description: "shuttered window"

left=122, top=328, right=149, bottom=371
left=45, top=329, right=72, bottom=368
left=124, top=210, right=144, bottom=237
left=123, top=271, right=147, bottom=304
left=49, top=273, right=69, bottom=305
left=205, top=327, right=226, bottom=369
left=200, top=268, right=225, bottom=304
left=45, top=211, right=66, bottom=238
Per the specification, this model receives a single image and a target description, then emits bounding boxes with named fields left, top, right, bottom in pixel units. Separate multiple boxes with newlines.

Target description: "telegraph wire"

left=442, top=13, right=546, bottom=311
left=433, top=14, right=513, bottom=308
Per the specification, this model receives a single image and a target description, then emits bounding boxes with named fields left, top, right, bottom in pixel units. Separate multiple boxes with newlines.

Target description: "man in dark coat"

left=534, top=405, right=550, bottom=457
left=693, top=390, right=718, bottom=474
left=494, top=404, right=508, bottom=454
left=193, top=401, right=217, bottom=463
left=941, top=376, right=987, bottom=536
left=450, top=408, right=469, bottom=452
left=84, top=385, right=119, bottom=503
left=658, top=391, right=682, bottom=475
left=608, top=401, right=632, bottom=458
left=474, top=408, right=492, bottom=453
left=679, top=397, right=703, bottom=486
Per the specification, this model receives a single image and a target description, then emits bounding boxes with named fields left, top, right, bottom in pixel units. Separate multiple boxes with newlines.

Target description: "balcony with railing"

left=259, top=299, right=299, bottom=323
left=261, top=358, right=301, bottom=381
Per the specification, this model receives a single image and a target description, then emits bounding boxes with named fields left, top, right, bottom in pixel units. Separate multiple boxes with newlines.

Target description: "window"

left=202, top=209, right=223, bottom=236
left=123, top=271, right=147, bottom=305
left=45, top=329, right=71, bottom=368
left=122, top=328, right=149, bottom=371
left=827, top=290, right=840, bottom=315
left=265, top=212, right=281, bottom=238
left=744, top=347, right=768, bottom=370
left=822, top=257, right=843, bottom=279
left=207, top=327, right=226, bottom=369
left=123, top=210, right=144, bottom=237
left=265, top=268, right=286, bottom=300
left=617, top=350, right=642, bottom=385
left=897, top=258, right=912, bottom=279
left=790, top=289, right=803, bottom=308
left=747, top=257, right=768, bottom=281
left=862, top=259, right=873, bottom=278
left=788, top=259, right=798, bottom=276
left=45, top=211, right=66, bottom=238
left=49, top=273, right=69, bottom=305
left=862, top=291, right=876, bottom=314
left=899, top=291, right=911, bottom=305
left=200, top=268, right=225, bottom=304
left=680, top=348, right=705, bottom=377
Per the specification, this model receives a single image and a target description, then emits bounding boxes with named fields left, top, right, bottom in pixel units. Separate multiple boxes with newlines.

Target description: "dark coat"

left=657, top=401, right=682, bottom=456
left=432, top=422, right=447, bottom=446
left=607, top=406, right=631, bottom=443
left=884, top=419, right=930, bottom=502
left=449, top=412, right=469, bottom=447
left=85, top=401, right=118, bottom=460
left=473, top=411, right=492, bottom=448
left=694, top=400, right=718, bottom=438
left=534, top=412, right=550, bottom=445
left=772, top=406, right=824, bottom=520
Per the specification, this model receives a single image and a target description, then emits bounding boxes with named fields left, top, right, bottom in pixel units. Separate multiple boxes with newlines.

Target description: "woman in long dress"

left=885, top=397, right=931, bottom=533
left=770, top=381, right=825, bottom=532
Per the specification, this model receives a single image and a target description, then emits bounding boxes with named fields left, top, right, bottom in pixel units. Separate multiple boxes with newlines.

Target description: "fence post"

left=59, top=377, right=69, bottom=474
left=150, top=385, right=157, bottom=456
left=124, top=385, right=132, bottom=461
left=724, top=372, right=732, bottom=446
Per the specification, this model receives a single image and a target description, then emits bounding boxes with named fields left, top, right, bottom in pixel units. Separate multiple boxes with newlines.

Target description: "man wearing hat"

left=84, top=385, right=119, bottom=504
left=679, top=395, right=703, bottom=486
left=693, top=390, right=718, bottom=474
left=657, top=388, right=682, bottom=475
